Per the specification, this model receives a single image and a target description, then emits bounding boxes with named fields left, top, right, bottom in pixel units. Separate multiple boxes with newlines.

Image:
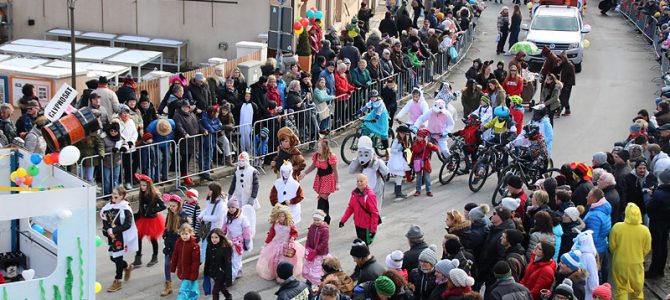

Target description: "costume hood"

left=280, top=160, right=294, bottom=180
left=357, top=136, right=374, bottom=165
left=435, top=82, right=458, bottom=104
left=278, top=126, right=300, bottom=147
left=432, top=99, right=448, bottom=114
left=572, top=230, right=597, bottom=255
left=624, top=202, right=643, bottom=225
left=237, top=151, right=251, bottom=169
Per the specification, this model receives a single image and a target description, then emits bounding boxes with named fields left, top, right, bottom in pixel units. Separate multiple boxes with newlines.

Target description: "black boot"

left=132, top=254, right=142, bottom=268
left=394, top=185, right=407, bottom=199
left=147, top=254, right=158, bottom=267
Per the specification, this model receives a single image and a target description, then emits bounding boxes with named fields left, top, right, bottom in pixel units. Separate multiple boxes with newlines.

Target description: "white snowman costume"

left=348, top=136, right=390, bottom=208
left=270, top=161, right=304, bottom=224
left=228, top=152, right=260, bottom=237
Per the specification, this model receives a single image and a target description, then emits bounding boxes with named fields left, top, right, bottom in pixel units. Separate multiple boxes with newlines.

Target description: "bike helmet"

left=396, top=125, right=412, bottom=134
left=417, top=128, right=431, bottom=138
left=523, top=124, right=541, bottom=139
left=532, top=104, right=547, bottom=121
left=369, top=89, right=379, bottom=98
left=509, top=95, right=523, bottom=106
left=493, top=105, right=510, bottom=118
left=465, top=114, right=480, bottom=125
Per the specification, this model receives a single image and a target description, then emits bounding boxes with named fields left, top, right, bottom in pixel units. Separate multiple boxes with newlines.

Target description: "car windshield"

left=531, top=15, right=579, bottom=31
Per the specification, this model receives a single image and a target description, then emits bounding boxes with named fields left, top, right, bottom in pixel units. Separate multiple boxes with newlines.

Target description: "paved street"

left=95, top=4, right=662, bottom=299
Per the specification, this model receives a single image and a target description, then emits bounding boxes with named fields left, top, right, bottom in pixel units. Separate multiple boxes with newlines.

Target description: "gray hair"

left=172, top=84, right=184, bottom=94
left=288, top=80, right=301, bottom=91
left=337, top=62, right=348, bottom=72
left=0, top=103, right=13, bottom=114
left=599, top=172, right=616, bottom=186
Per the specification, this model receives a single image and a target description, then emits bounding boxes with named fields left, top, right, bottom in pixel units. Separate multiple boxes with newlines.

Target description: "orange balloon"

left=43, top=154, right=53, bottom=165
left=24, top=175, right=33, bottom=186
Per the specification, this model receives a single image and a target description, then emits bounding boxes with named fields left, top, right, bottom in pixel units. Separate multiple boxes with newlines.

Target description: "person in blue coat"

left=146, top=118, right=175, bottom=182
left=583, top=187, right=612, bottom=284
left=200, top=106, right=223, bottom=181
left=319, top=62, right=337, bottom=96
left=530, top=104, right=553, bottom=158
left=355, top=90, right=390, bottom=149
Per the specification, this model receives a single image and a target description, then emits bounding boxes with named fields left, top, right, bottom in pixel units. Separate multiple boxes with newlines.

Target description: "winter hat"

left=276, top=261, right=294, bottom=280
left=464, top=202, right=478, bottom=212
left=504, top=229, right=524, bottom=246
left=185, top=189, right=199, bottom=199
left=543, top=177, right=558, bottom=193
left=554, top=279, right=575, bottom=299
left=445, top=238, right=462, bottom=255
left=243, top=292, right=262, bottom=300
left=614, top=149, right=630, bottom=162
left=501, top=197, right=521, bottom=212
left=385, top=250, right=404, bottom=270
left=260, top=127, right=270, bottom=137
left=468, top=204, right=490, bottom=221
left=374, top=276, right=396, bottom=297
left=480, top=95, right=490, bottom=105
left=434, top=259, right=459, bottom=276
left=560, top=249, right=582, bottom=272
left=418, top=244, right=439, bottom=266
left=507, top=175, right=523, bottom=189
left=85, top=79, right=99, bottom=89
left=494, top=206, right=512, bottom=221
left=405, top=225, right=424, bottom=241
left=630, top=123, right=642, bottom=134
left=659, top=168, right=670, bottom=184
left=227, top=197, right=239, bottom=208
left=312, top=209, right=326, bottom=221
left=592, top=283, right=612, bottom=300
left=493, top=261, right=511, bottom=279
left=350, top=239, right=370, bottom=258
left=592, top=152, right=607, bottom=165
left=449, top=268, right=475, bottom=287
left=564, top=207, right=580, bottom=222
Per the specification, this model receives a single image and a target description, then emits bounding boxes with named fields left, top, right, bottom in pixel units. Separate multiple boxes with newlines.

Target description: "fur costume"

left=273, top=127, right=306, bottom=179
left=348, top=136, right=390, bottom=208
left=434, top=81, right=460, bottom=122
left=413, top=99, right=455, bottom=158
left=228, top=151, right=260, bottom=239
left=100, top=200, right=139, bottom=258
left=270, top=161, right=305, bottom=224
left=396, top=87, right=430, bottom=125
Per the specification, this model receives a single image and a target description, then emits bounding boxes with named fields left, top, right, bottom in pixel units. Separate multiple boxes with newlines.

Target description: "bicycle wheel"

left=468, top=158, right=490, bottom=192
left=492, top=165, right=520, bottom=206
left=374, top=135, right=388, bottom=158
left=440, top=152, right=461, bottom=185
left=340, top=134, right=359, bottom=165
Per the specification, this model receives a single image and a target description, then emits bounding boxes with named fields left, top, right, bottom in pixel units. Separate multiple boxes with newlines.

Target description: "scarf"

left=226, top=209, right=241, bottom=224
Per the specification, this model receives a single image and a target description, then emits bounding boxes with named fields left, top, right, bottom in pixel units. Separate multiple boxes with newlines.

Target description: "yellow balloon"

left=295, top=27, right=304, bottom=35
left=95, top=282, right=102, bottom=294
left=9, top=171, right=17, bottom=182
left=15, top=168, right=27, bottom=178
left=527, top=2, right=533, bottom=9
left=583, top=39, right=590, bottom=49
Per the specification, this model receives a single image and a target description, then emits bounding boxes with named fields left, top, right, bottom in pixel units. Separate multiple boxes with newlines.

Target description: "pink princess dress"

left=256, top=223, right=305, bottom=280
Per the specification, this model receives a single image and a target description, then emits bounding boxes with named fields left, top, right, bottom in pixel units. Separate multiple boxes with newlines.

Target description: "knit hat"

left=260, top=127, right=270, bottom=137
left=445, top=238, right=462, bottom=255
left=592, top=283, right=612, bottom=300
left=385, top=250, right=404, bottom=270
left=630, top=122, right=642, bottom=134
left=312, top=209, right=326, bottom=221
left=468, top=204, right=490, bottom=221
left=243, top=292, right=262, bottom=300
left=418, top=244, right=439, bottom=266
left=405, top=225, right=424, bottom=241
left=434, top=259, right=459, bottom=276
left=494, top=206, right=512, bottom=221
left=501, top=197, right=521, bottom=212
left=613, top=149, right=630, bottom=162
left=374, top=276, right=396, bottom=297
left=564, top=207, right=580, bottom=222
left=507, top=175, right=523, bottom=189
left=592, top=152, right=607, bottom=165
left=493, top=261, right=511, bottom=279
left=480, top=95, right=490, bottom=104
left=504, top=229, right=524, bottom=246
left=350, top=239, right=370, bottom=258
left=227, top=197, right=239, bottom=208
left=659, top=168, right=670, bottom=184
left=185, top=189, right=199, bottom=199
left=554, top=279, right=575, bottom=299
left=560, top=249, right=582, bottom=272
left=449, top=268, right=475, bottom=287
left=276, top=261, right=294, bottom=280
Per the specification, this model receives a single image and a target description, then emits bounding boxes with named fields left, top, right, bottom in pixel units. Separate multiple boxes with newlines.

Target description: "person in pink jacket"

left=339, top=173, right=380, bottom=245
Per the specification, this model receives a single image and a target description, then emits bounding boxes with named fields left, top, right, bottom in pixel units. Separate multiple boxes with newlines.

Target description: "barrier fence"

left=79, top=24, right=477, bottom=200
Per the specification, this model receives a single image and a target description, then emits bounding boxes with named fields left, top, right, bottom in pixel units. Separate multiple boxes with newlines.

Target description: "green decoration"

left=39, top=280, right=46, bottom=300
left=296, top=30, right=312, bottom=56
left=53, top=286, right=61, bottom=300
left=65, top=257, right=73, bottom=300
left=3, top=287, right=8, bottom=300
left=77, top=238, right=84, bottom=300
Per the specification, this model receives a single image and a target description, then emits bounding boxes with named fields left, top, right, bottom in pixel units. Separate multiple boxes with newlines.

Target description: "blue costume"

left=357, top=99, right=390, bottom=139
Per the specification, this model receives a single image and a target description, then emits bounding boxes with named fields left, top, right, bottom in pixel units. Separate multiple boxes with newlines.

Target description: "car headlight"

left=569, top=42, right=580, bottom=49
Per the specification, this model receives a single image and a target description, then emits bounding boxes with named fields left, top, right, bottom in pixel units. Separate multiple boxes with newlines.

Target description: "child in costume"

left=238, top=88, right=257, bottom=154
left=221, top=197, right=252, bottom=279
left=509, top=95, right=525, bottom=134
left=204, top=228, right=234, bottom=300
left=413, top=99, right=455, bottom=159
left=452, top=114, right=483, bottom=173
left=198, top=183, right=227, bottom=263
left=133, top=173, right=165, bottom=268
left=100, top=186, right=138, bottom=292
left=348, top=136, right=390, bottom=210
left=508, top=124, right=549, bottom=171
left=160, top=194, right=189, bottom=297
left=182, top=189, right=201, bottom=242
left=483, top=105, right=517, bottom=145
left=254, top=127, right=269, bottom=157
left=227, top=151, right=260, bottom=241
left=434, top=81, right=461, bottom=122
left=170, top=224, right=200, bottom=300
left=411, top=128, right=440, bottom=197
left=387, top=125, right=412, bottom=199
left=301, top=139, right=339, bottom=224
left=355, top=89, right=391, bottom=150
left=530, top=104, right=554, bottom=157
left=471, top=95, right=493, bottom=136
left=396, top=87, right=430, bottom=127
left=272, top=126, right=306, bottom=179
left=270, top=161, right=305, bottom=224
left=302, top=209, right=330, bottom=285
left=256, top=204, right=306, bottom=282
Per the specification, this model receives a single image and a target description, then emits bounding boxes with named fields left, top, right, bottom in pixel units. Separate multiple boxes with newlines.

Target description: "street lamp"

left=67, top=0, right=76, bottom=89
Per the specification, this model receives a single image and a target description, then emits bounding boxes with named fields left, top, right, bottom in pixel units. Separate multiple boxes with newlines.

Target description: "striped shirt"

left=182, top=202, right=201, bottom=234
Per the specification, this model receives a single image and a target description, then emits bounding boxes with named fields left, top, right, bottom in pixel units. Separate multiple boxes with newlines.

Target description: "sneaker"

left=124, top=183, right=132, bottom=190
left=426, top=192, right=433, bottom=197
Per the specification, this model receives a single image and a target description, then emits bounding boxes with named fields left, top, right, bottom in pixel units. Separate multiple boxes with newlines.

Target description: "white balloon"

left=22, top=269, right=35, bottom=281
left=57, top=209, right=72, bottom=220
left=58, top=145, right=81, bottom=166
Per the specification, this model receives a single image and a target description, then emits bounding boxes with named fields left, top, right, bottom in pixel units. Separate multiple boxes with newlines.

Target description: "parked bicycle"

left=491, top=146, right=559, bottom=206
left=468, top=141, right=507, bottom=192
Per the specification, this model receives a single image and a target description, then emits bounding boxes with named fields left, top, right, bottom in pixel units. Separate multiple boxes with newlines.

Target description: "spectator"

left=584, top=187, right=612, bottom=284
left=275, top=262, right=310, bottom=300
left=325, top=26, right=342, bottom=54
left=390, top=41, right=407, bottom=73
left=217, top=103, right=236, bottom=166
left=221, top=78, right=240, bottom=107
left=267, top=74, right=283, bottom=108
left=322, top=256, right=356, bottom=297
left=552, top=279, right=577, bottom=300
left=17, top=83, right=40, bottom=114
left=207, top=66, right=227, bottom=103
left=251, top=76, right=270, bottom=118
left=94, top=76, right=121, bottom=119
left=592, top=283, right=612, bottom=300
left=24, top=116, right=48, bottom=155
left=648, top=143, right=670, bottom=176
left=646, top=169, right=670, bottom=279
left=357, top=2, right=374, bottom=32
left=146, top=118, right=175, bottom=182
left=340, top=38, right=362, bottom=68
left=351, top=60, right=372, bottom=88
left=348, top=238, right=385, bottom=285
left=114, top=104, right=139, bottom=190
left=446, top=209, right=472, bottom=249
left=402, top=225, right=429, bottom=272
left=442, top=239, right=474, bottom=275
left=73, top=113, right=104, bottom=184
left=367, top=56, right=385, bottom=82
left=352, top=275, right=396, bottom=300
left=102, top=122, right=127, bottom=195
left=189, top=72, right=213, bottom=114
left=559, top=207, right=585, bottom=257
left=501, top=229, right=527, bottom=283
left=430, top=259, right=459, bottom=299
left=486, top=261, right=532, bottom=300
left=15, top=100, right=40, bottom=139
left=554, top=250, right=587, bottom=300
left=379, top=12, right=398, bottom=37
left=77, top=79, right=99, bottom=108
left=318, top=41, right=336, bottom=63
left=622, top=160, right=657, bottom=222
left=174, top=100, right=207, bottom=186
left=597, top=172, right=621, bottom=224
left=592, top=152, right=613, bottom=174
left=409, top=245, right=438, bottom=300
left=609, top=203, right=651, bottom=300
left=526, top=211, right=555, bottom=260
left=570, top=162, right=594, bottom=207
left=0, top=103, right=17, bottom=143
left=319, top=61, right=337, bottom=96
left=138, top=91, right=157, bottom=130
left=380, top=49, right=395, bottom=76
left=116, top=74, right=138, bottom=104
left=478, top=207, right=515, bottom=291
left=467, top=204, right=490, bottom=261
left=199, top=105, right=222, bottom=181
left=317, top=283, right=348, bottom=300
left=520, top=241, right=556, bottom=300
left=228, top=67, right=248, bottom=95
left=444, top=268, right=475, bottom=299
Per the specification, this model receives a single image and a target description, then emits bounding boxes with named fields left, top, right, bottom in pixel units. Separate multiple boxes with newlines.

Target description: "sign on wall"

left=0, top=76, right=8, bottom=103
left=9, top=76, right=53, bottom=108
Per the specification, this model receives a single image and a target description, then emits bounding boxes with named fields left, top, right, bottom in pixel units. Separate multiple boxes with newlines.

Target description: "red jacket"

left=410, top=140, right=440, bottom=173
left=306, top=223, right=330, bottom=255
left=502, top=76, right=524, bottom=96
left=512, top=190, right=528, bottom=223
left=265, top=223, right=299, bottom=244
left=510, top=107, right=524, bottom=135
left=520, top=253, right=556, bottom=300
left=334, top=73, right=357, bottom=101
left=170, top=236, right=201, bottom=281
left=267, top=86, right=282, bottom=107
left=0, top=272, right=5, bottom=284
left=341, top=187, right=379, bottom=233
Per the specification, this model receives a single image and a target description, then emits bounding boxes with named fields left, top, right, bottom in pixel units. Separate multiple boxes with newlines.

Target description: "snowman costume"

left=348, top=136, right=390, bottom=208
left=269, top=161, right=305, bottom=224
left=100, top=200, right=139, bottom=258
left=434, top=81, right=460, bottom=122
left=413, top=99, right=455, bottom=158
left=228, top=151, right=260, bottom=237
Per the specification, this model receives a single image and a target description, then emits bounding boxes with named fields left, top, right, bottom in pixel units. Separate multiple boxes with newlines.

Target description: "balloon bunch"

left=42, top=152, right=60, bottom=166
left=10, top=167, right=34, bottom=186
left=294, top=7, right=324, bottom=35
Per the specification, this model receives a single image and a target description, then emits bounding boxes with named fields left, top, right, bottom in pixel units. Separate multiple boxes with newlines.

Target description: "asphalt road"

left=95, top=4, right=662, bottom=299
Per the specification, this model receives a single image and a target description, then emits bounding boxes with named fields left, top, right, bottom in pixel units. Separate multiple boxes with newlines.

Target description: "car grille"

left=534, top=42, right=570, bottom=50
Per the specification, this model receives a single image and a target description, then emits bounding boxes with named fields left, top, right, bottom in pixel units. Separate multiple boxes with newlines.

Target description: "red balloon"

left=294, top=22, right=303, bottom=30
left=300, top=18, right=309, bottom=28
left=310, top=7, right=317, bottom=12
left=51, top=153, right=60, bottom=164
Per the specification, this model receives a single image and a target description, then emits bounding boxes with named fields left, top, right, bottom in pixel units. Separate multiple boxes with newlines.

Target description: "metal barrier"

left=619, top=1, right=665, bottom=63
left=250, top=107, right=319, bottom=162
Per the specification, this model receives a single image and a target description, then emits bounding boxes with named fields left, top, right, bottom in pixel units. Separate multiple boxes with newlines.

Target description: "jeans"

left=122, top=151, right=139, bottom=185
left=102, top=166, right=121, bottom=196
left=648, top=219, right=670, bottom=275
left=599, top=250, right=610, bottom=284
left=81, top=166, right=95, bottom=183
left=164, top=253, right=172, bottom=281
left=218, top=134, right=231, bottom=157
left=201, top=138, right=215, bottom=172
left=319, top=118, right=330, bottom=132
left=157, top=147, right=170, bottom=182
left=415, top=171, right=432, bottom=192
left=140, top=146, right=158, bottom=182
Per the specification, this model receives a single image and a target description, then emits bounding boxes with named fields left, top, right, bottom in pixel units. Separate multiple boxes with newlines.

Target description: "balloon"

left=24, top=175, right=32, bottom=186
left=437, top=12, right=445, bottom=21
left=31, top=224, right=45, bottom=234
left=15, top=167, right=27, bottom=178
left=21, top=269, right=35, bottom=281
left=470, top=0, right=475, bottom=3
left=294, top=22, right=303, bottom=30
left=57, top=209, right=72, bottom=220
left=9, top=171, right=17, bottom=182
left=310, top=7, right=317, bottom=12
left=527, top=2, right=533, bottom=9
left=28, top=165, right=40, bottom=176
left=96, top=235, right=102, bottom=247
left=15, top=177, right=25, bottom=186
left=59, top=145, right=81, bottom=166
left=30, top=153, right=42, bottom=165
left=315, top=11, right=324, bottom=19
left=50, top=153, right=59, bottom=165
left=295, top=27, right=304, bottom=35
left=583, top=39, right=590, bottom=48
left=307, top=10, right=315, bottom=18
left=300, top=17, right=309, bottom=28
left=348, top=30, right=358, bottom=38
left=43, top=154, right=53, bottom=165
left=95, top=282, right=102, bottom=294
left=52, top=230, right=58, bottom=244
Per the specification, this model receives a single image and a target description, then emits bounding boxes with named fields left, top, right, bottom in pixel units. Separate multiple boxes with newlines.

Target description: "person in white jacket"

left=197, top=182, right=227, bottom=261
left=395, top=87, right=429, bottom=127
left=115, top=104, right=139, bottom=189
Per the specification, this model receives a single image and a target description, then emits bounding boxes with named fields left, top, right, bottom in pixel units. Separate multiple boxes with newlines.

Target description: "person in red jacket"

left=334, top=62, right=358, bottom=126
left=339, top=173, right=380, bottom=245
left=502, top=64, right=524, bottom=97
left=452, top=114, right=482, bottom=173
left=509, top=95, right=525, bottom=135
left=411, top=128, right=441, bottom=197
left=170, top=223, right=201, bottom=299
left=520, top=240, right=557, bottom=300
left=0, top=272, right=5, bottom=284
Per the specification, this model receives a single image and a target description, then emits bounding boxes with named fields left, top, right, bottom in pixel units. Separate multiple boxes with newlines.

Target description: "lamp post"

left=67, top=0, right=76, bottom=89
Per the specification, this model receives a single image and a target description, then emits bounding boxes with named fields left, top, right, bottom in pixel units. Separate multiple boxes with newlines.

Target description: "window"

left=531, top=15, right=580, bottom=31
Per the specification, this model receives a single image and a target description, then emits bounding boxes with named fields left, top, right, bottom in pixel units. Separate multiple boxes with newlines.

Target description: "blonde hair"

left=179, top=223, right=194, bottom=234
left=269, top=204, right=294, bottom=225
left=318, top=139, right=333, bottom=161
left=166, top=199, right=183, bottom=233
left=447, top=209, right=464, bottom=224
left=533, top=190, right=550, bottom=206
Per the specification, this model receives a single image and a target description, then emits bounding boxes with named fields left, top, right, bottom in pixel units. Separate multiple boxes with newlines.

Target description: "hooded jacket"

left=609, top=203, right=651, bottom=265
left=275, top=277, right=310, bottom=300
left=170, top=236, right=200, bottom=281
left=571, top=231, right=599, bottom=299
left=648, top=184, right=670, bottom=221
left=341, top=187, right=380, bottom=233
left=540, top=81, right=563, bottom=112
left=520, top=254, right=556, bottom=300
left=488, top=276, right=533, bottom=300
left=622, top=169, right=657, bottom=216
left=583, top=198, right=612, bottom=254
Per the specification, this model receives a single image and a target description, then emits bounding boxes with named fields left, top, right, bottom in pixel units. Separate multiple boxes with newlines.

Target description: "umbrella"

left=509, top=41, right=540, bottom=55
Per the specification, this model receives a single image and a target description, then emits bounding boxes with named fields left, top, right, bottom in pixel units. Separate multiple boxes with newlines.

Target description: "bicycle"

left=467, top=141, right=507, bottom=192
left=340, top=119, right=394, bottom=165
left=491, top=146, right=560, bottom=206
left=439, top=135, right=470, bottom=185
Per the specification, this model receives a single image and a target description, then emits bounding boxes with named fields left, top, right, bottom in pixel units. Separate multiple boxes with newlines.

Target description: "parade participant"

left=530, top=104, right=554, bottom=157
left=387, top=125, right=412, bottom=199
left=411, top=128, right=440, bottom=197
left=228, top=152, right=260, bottom=237
left=572, top=231, right=600, bottom=300
left=170, top=224, right=200, bottom=300
left=348, top=136, right=390, bottom=208
left=509, top=124, right=549, bottom=172
left=198, top=183, right=226, bottom=260
left=395, top=87, right=430, bottom=126
left=160, top=194, right=188, bottom=297
left=452, top=114, right=482, bottom=173
left=100, top=186, right=138, bottom=292
left=272, top=127, right=307, bottom=179
left=221, top=197, right=252, bottom=280
left=434, top=81, right=460, bottom=121
left=132, top=173, right=165, bottom=268
left=355, top=89, right=391, bottom=150
left=540, top=73, right=563, bottom=126
left=302, top=139, right=339, bottom=224
left=270, top=161, right=305, bottom=224
left=303, top=210, right=330, bottom=285
left=461, top=79, right=485, bottom=117
left=340, top=174, right=381, bottom=245
left=509, top=95, right=524, bottom=134
left=257, top=204, right=305, bottom=282
left=204, top=228, right=233, bottom=300
left=609, top=203, right=651, bottom=300
left=413, top=99, right=455, bottom=159
left=182, top=189, right=201, bottom=241
left=483, top=105, right=516, bottom=145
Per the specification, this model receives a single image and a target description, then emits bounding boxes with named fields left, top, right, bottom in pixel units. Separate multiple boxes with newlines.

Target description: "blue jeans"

left=164, top=253, right=172, bottom=281
left=140, top=146, right=158, bottom=182
left=319, top=118, right=330, bottom=132
left=102, top=166, right=121, bottom=196
left=200, top=138, right=215, bottom=172
left=415, top=171, right=431, bottom=193
left=157, top=147, right=170, bottom=182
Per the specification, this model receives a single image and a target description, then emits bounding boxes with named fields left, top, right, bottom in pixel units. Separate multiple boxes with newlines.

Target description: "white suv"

left=522, top=5, right=590, bottom=73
